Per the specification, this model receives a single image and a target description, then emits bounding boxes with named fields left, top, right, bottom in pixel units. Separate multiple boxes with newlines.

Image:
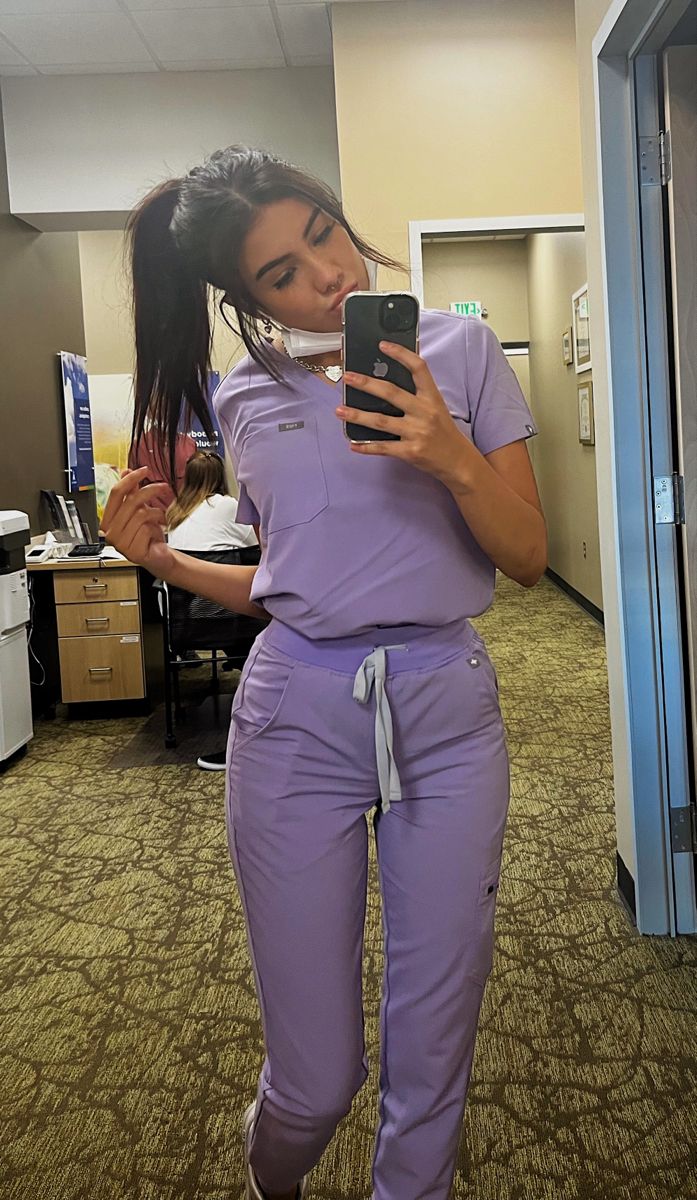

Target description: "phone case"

left=342, top=292, right=420, bottom=443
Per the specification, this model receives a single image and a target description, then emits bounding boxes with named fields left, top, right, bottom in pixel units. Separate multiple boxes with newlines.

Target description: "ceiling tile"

left=0, top=63, right=36, bottom=75
left=0, top=0, right=120, bottom=13
left=0, top=13, right=153, bottom=64
left=275, top=3, right=331, bottom=58
left=124, top=0, right=268, bottom=10
left=0, top=29, right=28, bottom=62
left=131, top=6, right=283, bottom=64
left=38, top=60, right=159, bottom=73
left=160, top=58, right=284, bottom=71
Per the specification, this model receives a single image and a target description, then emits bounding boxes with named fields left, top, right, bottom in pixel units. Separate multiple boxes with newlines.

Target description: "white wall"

left=0, top=66, right=340, bottom=230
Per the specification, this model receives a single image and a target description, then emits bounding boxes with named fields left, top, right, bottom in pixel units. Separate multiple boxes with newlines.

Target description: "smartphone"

left=342, top=292, right=420, bottom=443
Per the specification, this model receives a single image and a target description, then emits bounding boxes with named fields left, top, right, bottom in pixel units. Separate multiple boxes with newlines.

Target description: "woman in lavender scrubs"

left=102, top=146, right=547, bottom=1200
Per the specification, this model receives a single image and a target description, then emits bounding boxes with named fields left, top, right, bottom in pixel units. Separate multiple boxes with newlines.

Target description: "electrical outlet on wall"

left=582, top=540, right=587, bottom=559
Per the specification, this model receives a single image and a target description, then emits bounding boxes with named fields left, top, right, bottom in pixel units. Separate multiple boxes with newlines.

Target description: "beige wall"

left=332, top=0, right=583, bottom=272
left=527, top=231, right=602, bottom=608
left=78, top=230, right=245, bottom=378
left=78, top=232, right=133, bottom=376
left=423, top=238, right=530, bottom=342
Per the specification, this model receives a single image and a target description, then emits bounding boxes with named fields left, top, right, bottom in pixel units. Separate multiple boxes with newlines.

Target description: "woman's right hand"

left=101, top=467, right=175, bottom=575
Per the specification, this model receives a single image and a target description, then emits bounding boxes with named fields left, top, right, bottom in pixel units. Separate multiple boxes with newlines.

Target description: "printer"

left=0, top=511, right=33, bottom=765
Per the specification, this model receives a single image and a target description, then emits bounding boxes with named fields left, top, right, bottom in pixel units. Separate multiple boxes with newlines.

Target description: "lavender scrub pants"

left=225, top=617, right=509, bottom=1200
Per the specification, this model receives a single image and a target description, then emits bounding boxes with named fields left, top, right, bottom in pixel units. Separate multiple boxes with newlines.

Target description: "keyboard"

left=68, top=543, right=103, bottom=558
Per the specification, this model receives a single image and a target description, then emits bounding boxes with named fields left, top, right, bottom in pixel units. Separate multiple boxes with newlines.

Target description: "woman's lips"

left=330, top=281, right=359, bottom=312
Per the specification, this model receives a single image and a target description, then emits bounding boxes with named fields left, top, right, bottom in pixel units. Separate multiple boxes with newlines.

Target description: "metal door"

left=662, top=45, right=697, bottom=873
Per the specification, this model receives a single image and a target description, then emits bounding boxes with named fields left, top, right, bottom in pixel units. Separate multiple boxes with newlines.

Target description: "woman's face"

left=238, top=198, right=370, bottom=333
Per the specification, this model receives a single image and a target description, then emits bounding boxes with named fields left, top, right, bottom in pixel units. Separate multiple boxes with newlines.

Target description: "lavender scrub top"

left=213, top=309, right=537, bottom=640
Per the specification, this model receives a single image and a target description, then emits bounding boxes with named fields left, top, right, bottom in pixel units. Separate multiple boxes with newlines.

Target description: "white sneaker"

left=242, top=1101, right=308, bottom=1199
left=196, top=750, right=227, bottom=771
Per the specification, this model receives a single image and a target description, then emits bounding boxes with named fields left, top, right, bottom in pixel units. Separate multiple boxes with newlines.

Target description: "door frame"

left=593, top=0, right=697, bottom=933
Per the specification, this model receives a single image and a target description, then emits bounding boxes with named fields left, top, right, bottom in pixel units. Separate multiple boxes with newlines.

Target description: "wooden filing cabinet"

left=54, top=566, right=146, bottom=703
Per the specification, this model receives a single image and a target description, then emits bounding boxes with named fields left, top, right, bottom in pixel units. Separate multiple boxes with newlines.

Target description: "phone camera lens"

left=380, top=295, right=416, bottom=333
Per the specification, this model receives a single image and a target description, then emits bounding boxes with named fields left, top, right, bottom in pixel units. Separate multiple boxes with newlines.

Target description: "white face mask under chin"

left=279, top=257, right=378, bottom=358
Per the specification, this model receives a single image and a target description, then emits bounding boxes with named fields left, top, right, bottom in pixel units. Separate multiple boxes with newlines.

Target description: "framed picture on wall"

left=572, top=283, right=592, bottom=374
left=562, top=326, right=574, bottom=366
left=578, top=379, right=595, bottom=444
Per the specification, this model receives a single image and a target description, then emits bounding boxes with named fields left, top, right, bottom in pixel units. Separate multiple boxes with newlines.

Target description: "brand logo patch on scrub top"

left=278, top=421, right=305, bottom=432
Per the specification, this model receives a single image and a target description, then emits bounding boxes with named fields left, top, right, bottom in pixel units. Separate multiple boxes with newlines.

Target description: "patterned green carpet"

left=1, top=576, right=696, bottom=1200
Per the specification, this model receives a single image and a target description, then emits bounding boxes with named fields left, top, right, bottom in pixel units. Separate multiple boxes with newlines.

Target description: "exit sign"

left=450, top=301, right=482, bottom=318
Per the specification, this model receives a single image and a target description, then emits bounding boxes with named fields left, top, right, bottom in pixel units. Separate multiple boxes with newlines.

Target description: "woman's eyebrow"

left=255, top=207, right=322, bottom=281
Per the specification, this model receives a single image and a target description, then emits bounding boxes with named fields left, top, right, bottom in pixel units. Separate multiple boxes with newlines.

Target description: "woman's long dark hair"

left=126, top=145, right=404, bottom=487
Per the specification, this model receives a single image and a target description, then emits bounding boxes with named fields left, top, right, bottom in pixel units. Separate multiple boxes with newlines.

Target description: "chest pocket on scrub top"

left=237, top=414, right=329, bottom=534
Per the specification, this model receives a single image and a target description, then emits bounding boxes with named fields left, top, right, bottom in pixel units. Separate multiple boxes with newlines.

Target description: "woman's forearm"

left=165, top=550, right=269, bottom=619
left=444, top=446, right=547, bottom=588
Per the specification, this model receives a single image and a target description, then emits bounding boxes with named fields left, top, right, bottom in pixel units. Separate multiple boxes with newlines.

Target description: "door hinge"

left=670, top=805, right=697, bottom=854
left=639, top=131, right=671, bottom=186
left=654, top=474, right=684, bottom=524
left=660, top=129, right=672, bottom=185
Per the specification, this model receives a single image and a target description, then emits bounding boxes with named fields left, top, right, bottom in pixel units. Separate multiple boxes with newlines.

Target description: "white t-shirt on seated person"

left=167, top=493, right=258, bottom=552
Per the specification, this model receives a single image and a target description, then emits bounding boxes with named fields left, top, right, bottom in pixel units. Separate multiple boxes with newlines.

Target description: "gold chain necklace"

left=279, top=339, right=343, bottom=384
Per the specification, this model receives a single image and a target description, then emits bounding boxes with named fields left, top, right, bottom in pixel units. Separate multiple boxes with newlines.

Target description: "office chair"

left=154, top=546, right=265, bottom=749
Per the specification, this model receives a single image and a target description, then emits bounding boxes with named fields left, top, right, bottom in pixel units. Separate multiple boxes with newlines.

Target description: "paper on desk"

left=100, top=545, right=127, bottom=560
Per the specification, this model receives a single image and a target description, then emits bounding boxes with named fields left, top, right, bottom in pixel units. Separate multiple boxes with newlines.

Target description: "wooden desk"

left=27, top=558, right=146, bottom=704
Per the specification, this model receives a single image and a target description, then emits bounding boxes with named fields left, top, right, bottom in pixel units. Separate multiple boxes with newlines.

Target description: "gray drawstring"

left=352, top=644, right=407, bottom=813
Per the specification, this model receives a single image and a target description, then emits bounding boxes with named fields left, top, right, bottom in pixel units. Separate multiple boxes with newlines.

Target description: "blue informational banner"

left=178, top=372, right=223, bottom=454
left=60, top=351, right=95, bottom=492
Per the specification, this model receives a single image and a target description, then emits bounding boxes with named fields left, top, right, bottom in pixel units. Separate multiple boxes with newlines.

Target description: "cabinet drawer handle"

left=89, top=666, right=113, bottom=676
left=84, top=583, right=108, bottom=593
left=85, top=617, right=109, bottom=627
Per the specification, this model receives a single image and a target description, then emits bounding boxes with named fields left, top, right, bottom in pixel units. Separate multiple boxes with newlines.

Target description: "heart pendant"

left=325, top=365, right=343, bottom=383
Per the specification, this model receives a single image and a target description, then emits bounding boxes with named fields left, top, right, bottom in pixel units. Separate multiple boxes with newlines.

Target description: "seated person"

left=166, top=451, right=259, bottom=552
left=166, top=451, right=259, bottom=668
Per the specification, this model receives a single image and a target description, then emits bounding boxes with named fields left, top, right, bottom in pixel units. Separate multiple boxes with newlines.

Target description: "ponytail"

left=126, top=179, right=214, bottom=490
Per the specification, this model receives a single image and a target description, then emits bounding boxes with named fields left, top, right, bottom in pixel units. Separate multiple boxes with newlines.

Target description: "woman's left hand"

left=335, top=341, right=471, bottom=486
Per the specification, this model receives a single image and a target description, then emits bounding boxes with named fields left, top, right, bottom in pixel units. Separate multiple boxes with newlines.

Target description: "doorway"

left=594, top=0, right=697, bottom=933
left=411, top=220, right=601, bottom=619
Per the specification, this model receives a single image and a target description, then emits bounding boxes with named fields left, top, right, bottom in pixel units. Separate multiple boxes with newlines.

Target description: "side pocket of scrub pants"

left=230, top=647, right=298, bottom=750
